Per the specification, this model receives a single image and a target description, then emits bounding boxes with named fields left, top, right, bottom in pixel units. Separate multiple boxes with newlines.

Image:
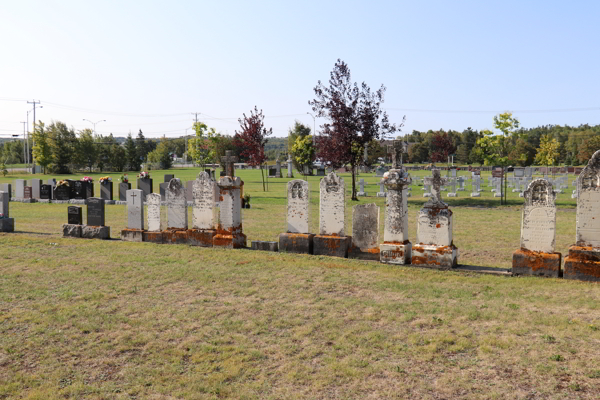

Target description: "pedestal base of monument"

left=120, top=229, right=144, bottom=242
left=278, top=232, right=314, bottom=254
left=411, top=244, right=458, bottom=269
left=470, top=192, right=481, bottom=197
left=0, top=218, right=14, bottom=232
left=447, top=193, right=458, bottom=197
left=188, top=229, right=216, bottom=247
left=82, top=226, right=110, bottom=240
left=62, top=224, right=82, bottom=238
left=563, top=246, right=600, bottom=282
left=379, top=241, right=411, bottom=264
left=163, top=229, right=189, bottom=245
left=348, top=245, right=380, bottom=261
left=494, top=193, right=502, bottom=198
left=213, top=230, right=247, bottom=248
left=313, top=235, right=351, bottom=258
left=142, top=231, right=164, bottom=244
left=251, top=241, right=278, bottom=252
left=357, top=192, right=367, bottom=197
left=512, top=248, right=562, bottom=278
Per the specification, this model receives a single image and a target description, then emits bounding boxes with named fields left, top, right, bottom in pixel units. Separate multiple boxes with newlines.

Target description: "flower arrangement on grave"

left=57, top=180, right=69, bottom=187
left=81, top=176, right=93, bottom=183
left=99, top=176, right=112, bottom=184
left=138, top=171, right=150, bottom=179
left=0, top=213, right=5, bottom=219
left=119, top=174, right=129, bottom=183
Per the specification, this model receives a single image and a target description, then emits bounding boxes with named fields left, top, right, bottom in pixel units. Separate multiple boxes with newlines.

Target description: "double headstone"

left=512, top=179, right=561, bottom=277
left=313, top=172, right=350, bottom=257
left=279, top=179, right=314, bottom=254
left=413, top=170, right=458, bottom=268
left=564, top=150, right=600, bottom=281
left=379, top=169, right=412, bottom=264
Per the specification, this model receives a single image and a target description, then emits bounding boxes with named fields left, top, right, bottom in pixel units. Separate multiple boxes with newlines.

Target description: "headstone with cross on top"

left=221, top=150, right=238, bottom=178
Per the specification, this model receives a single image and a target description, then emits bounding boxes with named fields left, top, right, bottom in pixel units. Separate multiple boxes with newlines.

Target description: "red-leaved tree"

left=235, top=106, right=272, bottom=191
left=309, top=59, right=401, bottom=200
left=430, top=131, right=456, bottom=163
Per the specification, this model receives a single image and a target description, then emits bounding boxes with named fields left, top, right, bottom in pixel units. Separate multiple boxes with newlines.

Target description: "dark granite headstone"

left=316, top=167, right=326, bottom=176
left=73, top=181, right=86, bottom=199
left=164, top=174, right=174, bottom=183
left=159, top=182, right=168, bottom=202
left=87, top=197, right=105, bottom=226
left=100, top=182, right=113, bottom=201
left=24, top=186, right=32, bottom=199
left=269, top=167, right=277, bottom=177
left=119, top=182, right=131, bottom=201
left=54, top=185, right=71, bottom=200
left=68, top=206, right=83, bottom=225
left=137, top=178, right=153, bottom=201
left=219, top=171, right=226, bottom=177
left=40, top=184, right=52, bottom=200
left=84, top=181, right=94, bottom=198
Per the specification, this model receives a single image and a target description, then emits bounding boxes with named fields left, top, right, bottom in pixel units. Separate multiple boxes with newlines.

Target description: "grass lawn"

left=1, top=167, right=598, bottom=399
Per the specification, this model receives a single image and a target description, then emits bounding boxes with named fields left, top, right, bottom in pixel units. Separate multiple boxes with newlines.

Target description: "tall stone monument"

left=412, top=169, right=458, bottom=268
left=279, top=179, right=314, bottom=253
left=213, top=151, right=246, bottom=248
left=564, top=150, right=600, bottom=281
left=164, top=178, right=189, bottom=244
left=379, top=168, right=412, bottom=264
left=512, top=179, right=561, bottom=277
left=313, top=172, right=351, bottom=257
left=189, top=171, right=218, bottom=246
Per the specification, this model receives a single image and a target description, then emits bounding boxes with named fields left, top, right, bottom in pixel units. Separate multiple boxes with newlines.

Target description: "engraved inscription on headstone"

left=319, top=172, right=345, bottom=236
left=521, top=179, right=556, bottom=253
left=286, top=180, right=309, bottom=233
left=147, top=193, right=162, bottom=232
left=68, top=206, right=83, bottom=225
left=127, top=189, right=144, bottom=230
left=352, top=203, right=379, bottom=250
left=167, top=178, right=188, bottom=229
left=86, top=198, right=105, bottom=226
left=576, top=150, right=600, bottom=247
left=193, top=172, right=218, bottom=230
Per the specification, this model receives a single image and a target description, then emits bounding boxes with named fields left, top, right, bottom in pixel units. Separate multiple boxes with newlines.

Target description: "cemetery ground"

left=1, top=169, right=599, bottom=398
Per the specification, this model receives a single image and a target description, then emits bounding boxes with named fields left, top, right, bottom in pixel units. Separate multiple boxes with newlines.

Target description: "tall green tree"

left=287, top=121, right=311, bottom=170
left=31, top=122, right=52, bottom=173
left=47, top=121, right=76, bottom=173
left=124, top=133, right=140, bottom=171
left=147, top=136, right=173, bottom=169
left=292, top=135, right=315, bottom=178
left=474, top=112, right=520, bottom=166
left=110, top=142, right=126, bottom=172
left=535, top=134, right=560, bottom=167
left=76, top=128, right=97, bottom=172
left=188, top=122, right=218, bottom=168
left=135, top=129, right=149, bottom=164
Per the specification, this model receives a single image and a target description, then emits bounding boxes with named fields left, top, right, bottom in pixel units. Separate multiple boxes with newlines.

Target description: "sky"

left=1, top=0, right=599, bottom=140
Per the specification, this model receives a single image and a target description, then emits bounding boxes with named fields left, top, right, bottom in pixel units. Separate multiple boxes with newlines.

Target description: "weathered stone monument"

left=512, top=179, right=561, bottom=277
left=213, top=151, right=246, bottom=248
left=189, top=172, right=218, bottom=247
left=471, top=174, right=481, bottom=197
left=313, top=172, right=351, bottom=257
left=164, top=178, right=189, bottom=244
left=0, top=191, right=14, bottom=232
left=412, top=169, right=458, bottom=268
left=143, top=193, right=163, bottom=243
left=357, top=178, right=367, bottom=197
left=349, top=203, right=380, bottom=260
left=287, top=154, right=294, bottom=178
left=563, top=150, right=600, bottom=281
left=279, top=179, right=314, bottom=254
left=274, top=157, right=283, bottom=178
left=376, top=180, right=386, bottom=197
left=121, top=189, right=144, bottom=242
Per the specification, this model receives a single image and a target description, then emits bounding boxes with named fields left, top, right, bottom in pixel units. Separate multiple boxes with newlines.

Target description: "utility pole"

left=21, top=122, right=26, bottom=164
left=27, top=100, right=41, bottom=173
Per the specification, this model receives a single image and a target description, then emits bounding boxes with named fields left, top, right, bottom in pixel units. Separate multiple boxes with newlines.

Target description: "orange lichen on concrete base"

left=411, top=245, right=457, bottom=268
left=188, top=229, right=216, bottom=247
left=512, top=248, right=561, bottom=278
left=564, top=245, right=600, bottom=281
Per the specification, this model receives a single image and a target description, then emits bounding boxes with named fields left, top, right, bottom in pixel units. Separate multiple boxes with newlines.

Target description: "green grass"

left=1, top=167, right=598, bottom=399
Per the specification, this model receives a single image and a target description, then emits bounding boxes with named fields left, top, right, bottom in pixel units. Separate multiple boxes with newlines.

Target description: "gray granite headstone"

left=164, top=174, right=175, bottom=183
left=68, top=206, right=83, bottom=225
left=167, top=178, right=188, bottom=229
left=86, top=198, right=105, bottom=226
left=159, top=182, right=168, bottom=202
left=1, top=191, right=9, bottom=217
left=15, top=179, right=26, bottom=198
left=352, top=203, right=379, bottom=250
left=2, top=183, right=12, bottom=198
left=100, top=182, right=113, bottom=201
left=127, top=189, right=144, bottom=230
left=30, top=179, right=41, bottom=199
left=192, top=172, right=218, bottom=230
left=137, top=178, right=153, bottom=201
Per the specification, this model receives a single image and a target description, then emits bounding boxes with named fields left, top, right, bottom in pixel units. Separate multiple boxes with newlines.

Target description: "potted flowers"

left=137, top=171, right=152, bottom=199
left=54, top=180, right=71, bottom=200
left=80, top=176, right=94, bottom=199
left=99, top=176, right=113, bottom=201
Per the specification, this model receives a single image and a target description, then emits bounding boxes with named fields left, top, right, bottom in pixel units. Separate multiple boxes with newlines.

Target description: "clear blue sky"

left=1, top=0, right=599, bottom=139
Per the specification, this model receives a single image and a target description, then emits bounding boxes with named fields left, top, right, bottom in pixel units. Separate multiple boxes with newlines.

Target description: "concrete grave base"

left=494, top=193, right=502, bottom=197
left=423, top=193, right=432, bottom=197
left=571, top=194, right=577, bottom=199
left=348, top=245, right=380, bottom=261
left=142, top=231, right=164, bottom=244
left=251, top=241, right=279, bottom=252
left=411, top=244, right=458, bottom=269
left=188, top=229, right=216, bottom=247
left=447, top=193, right=458, bottom=197
left=512, top=248, right=562, bottom=278
left=512, top=189, right=521, bottom=193
left=470, top=193, right=481, bottom=197
left=120, top=229, right=144, bottom=242
left=313, top=235, right=351, bottom=258
left=563, top=246, right=600, bottom=282
left=82, top=225, right=110, bottom=240
left=376, top=192, right=387, bottom=197
left=457, top=188, right=465, bottom=191
left=278, top=232, right=314, bottom=254
left=62, top=224, right=82, bottom=238
left=213, top=232, right=247, bottom=248
left=163, top=229, right=189, bottom=245
left=379, top=242, right=412, bottom=264
left=357, top=192, right=367, bottom=197
left=0, top=218, right=15, bottom=232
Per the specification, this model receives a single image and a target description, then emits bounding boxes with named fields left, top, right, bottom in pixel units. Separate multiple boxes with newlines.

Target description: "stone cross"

left=389, top=140, right=405, bottom=169
left=423, top=169, right=448, bottom=204
left=359, top=179, right=365, bottom=192
left=221, top=150, right=238, bottom=178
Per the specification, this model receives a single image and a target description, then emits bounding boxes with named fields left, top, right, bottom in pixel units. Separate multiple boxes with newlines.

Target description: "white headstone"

left=127, top=189, right=144, bottom=230
left=319, top=172, right=345, bottom=236
left=192, top=172, right=218, bottom=230
left=167, top=178, right=188, bottom=229
left=383, top=170, right=411, bottom=243
left=286, top=179, right=309, bottom=233
left=576, top=150, right=600, bottom=248
left=217, top=176, right=243, bottom=232
left=417, top=170, right=452, bottom=246
left=15, top=179, right=26, bottom=198
left=521, top=179, right=556, bottom=253
left=352, top=203, right=379, bottom=250
left=147, top=193, right=162, bottom=232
